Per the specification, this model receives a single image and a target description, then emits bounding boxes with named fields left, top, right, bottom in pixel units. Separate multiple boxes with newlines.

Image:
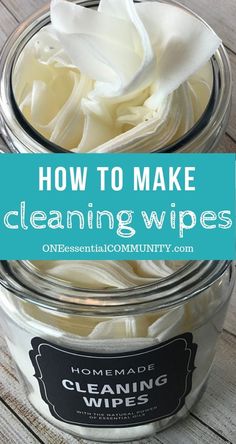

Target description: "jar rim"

left=0, top=260, right=232, bottom=315
left=0, top=0, right=232, bottom=153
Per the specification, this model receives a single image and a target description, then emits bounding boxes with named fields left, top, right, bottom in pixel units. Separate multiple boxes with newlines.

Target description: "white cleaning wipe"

left=51, top=0, right=220, bottom=102
left=51, top=0, right=156, bottom=97
left=30, top=260, right=180, bottom=289
left=136, top=2, right=221, bottom=108
left=13, top=0, right=220, bottom=152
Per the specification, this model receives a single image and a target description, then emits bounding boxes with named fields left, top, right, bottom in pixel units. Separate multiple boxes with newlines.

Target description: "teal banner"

left=0, top=154, right=235, bottom=260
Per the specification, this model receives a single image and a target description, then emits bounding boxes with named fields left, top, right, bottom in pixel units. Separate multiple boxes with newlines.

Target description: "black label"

left=30, top=333, right=197, bottom=428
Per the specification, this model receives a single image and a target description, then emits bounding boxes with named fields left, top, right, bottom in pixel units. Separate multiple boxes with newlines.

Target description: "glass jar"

left=0, top=0, right=232, bottom=154
left=0, top=260, right=234, bottom=442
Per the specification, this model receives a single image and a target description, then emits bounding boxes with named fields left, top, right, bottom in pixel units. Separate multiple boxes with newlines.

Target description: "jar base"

left=26, top=382, right=208, bottom=443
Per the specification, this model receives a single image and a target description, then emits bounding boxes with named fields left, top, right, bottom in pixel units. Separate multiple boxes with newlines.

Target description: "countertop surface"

left=0, top=1, right=235, bottom=444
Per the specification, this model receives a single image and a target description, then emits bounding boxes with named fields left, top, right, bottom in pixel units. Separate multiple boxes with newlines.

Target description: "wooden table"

left=0, top=1, right=235, bottom=443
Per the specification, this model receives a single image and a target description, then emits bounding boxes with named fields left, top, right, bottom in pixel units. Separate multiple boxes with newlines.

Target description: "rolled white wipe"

left=13, top=0, right=221, bottom=151
left=30, top=260, right=183, bottom=289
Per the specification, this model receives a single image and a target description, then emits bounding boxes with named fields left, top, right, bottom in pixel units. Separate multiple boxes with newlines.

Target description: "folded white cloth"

left=30, top=260, right=181, bottom=289
left=51, top=0, right=221, bottom=105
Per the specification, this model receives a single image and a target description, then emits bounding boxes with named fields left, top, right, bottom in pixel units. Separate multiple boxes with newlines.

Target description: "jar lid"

left=0, top=260, right=231, bottom=315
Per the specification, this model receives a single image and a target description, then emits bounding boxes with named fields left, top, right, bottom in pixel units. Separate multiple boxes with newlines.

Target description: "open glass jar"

left=0, top=260, right=235, bottom=442
left=0, top=0, right=232, bottom=154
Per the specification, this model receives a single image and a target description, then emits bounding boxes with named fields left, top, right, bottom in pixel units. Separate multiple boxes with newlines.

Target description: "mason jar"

left=0, top=0, right=232, bottom=154
left=0, top=260, right=234, bottom=442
